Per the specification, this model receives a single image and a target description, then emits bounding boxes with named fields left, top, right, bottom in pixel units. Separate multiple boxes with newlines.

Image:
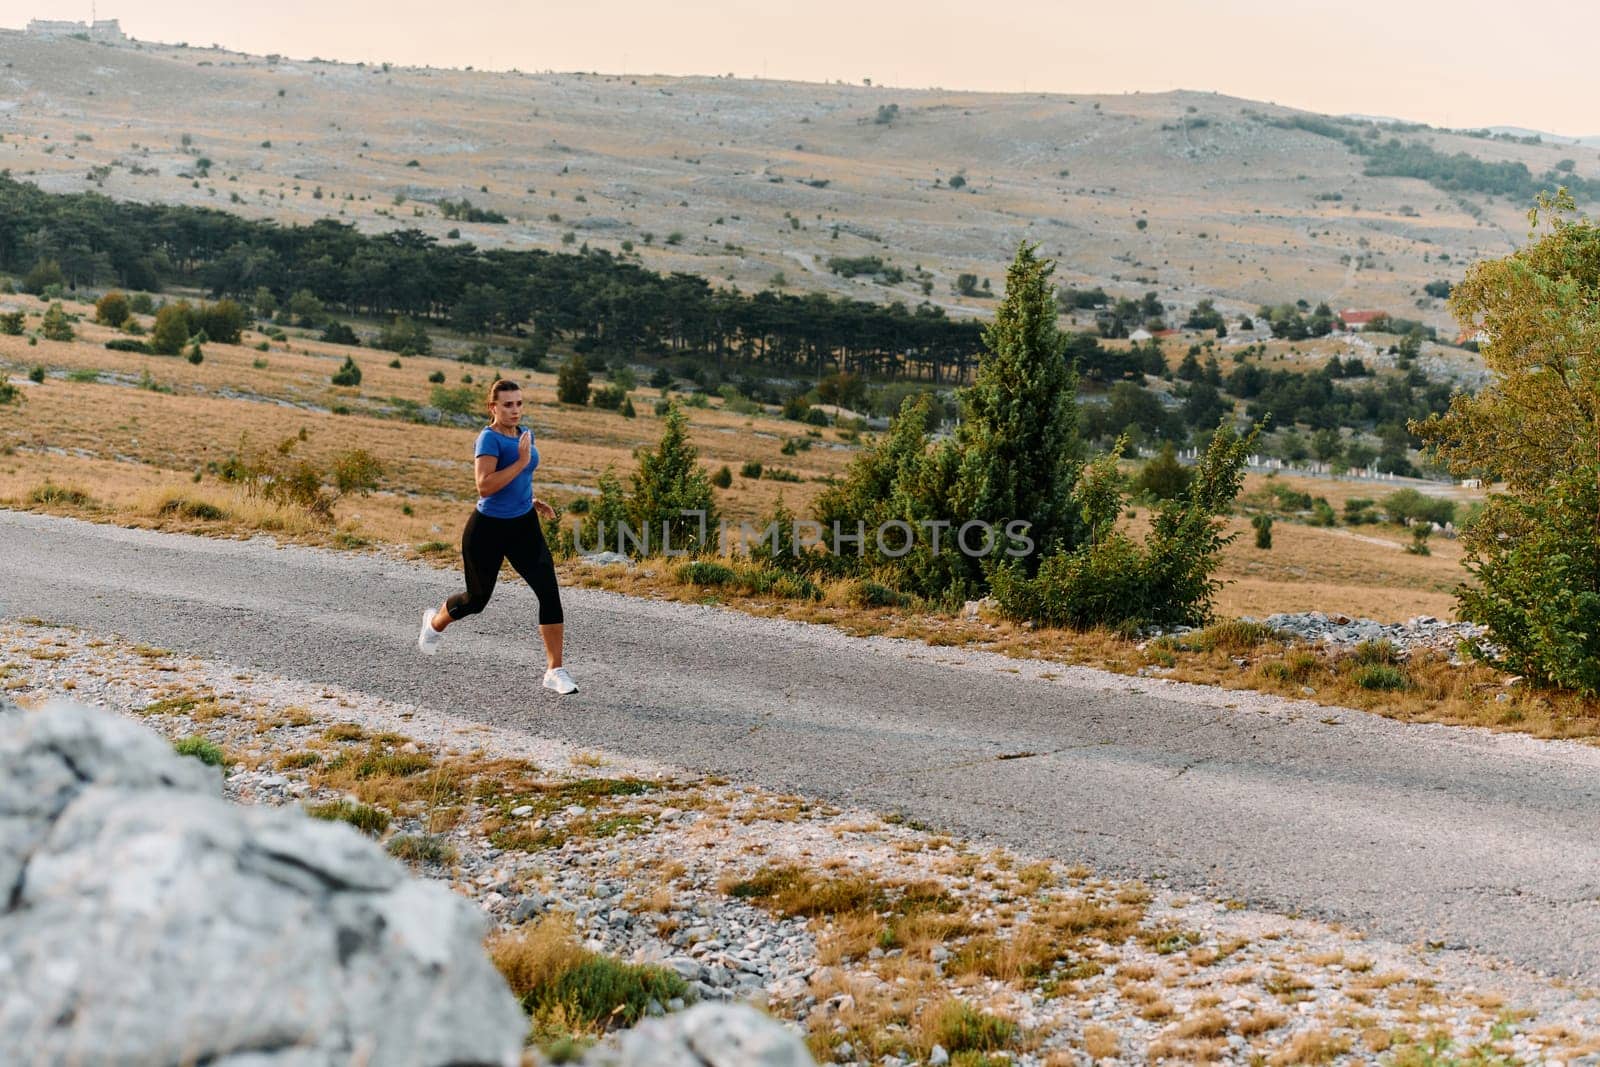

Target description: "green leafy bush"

left=1415, top=194, right=1600, bottom=692
left=95, top=290, right=130, bottom=327
left=430, top=384, right=478, bottom=416
left=590, top=383, right=627, bottom=410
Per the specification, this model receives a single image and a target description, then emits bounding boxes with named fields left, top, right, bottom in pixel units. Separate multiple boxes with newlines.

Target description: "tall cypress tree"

left=955, top=242, right=1081, bottom=571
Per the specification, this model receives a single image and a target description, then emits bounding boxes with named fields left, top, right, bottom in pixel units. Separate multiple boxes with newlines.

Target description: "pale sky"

left=5, top=1, right=1595, bottom=138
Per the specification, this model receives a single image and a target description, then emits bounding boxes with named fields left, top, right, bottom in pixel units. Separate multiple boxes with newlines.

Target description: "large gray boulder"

left=0, top=700, right=527, bottom=1066
left=581, top=1003, right=816, bottom=1067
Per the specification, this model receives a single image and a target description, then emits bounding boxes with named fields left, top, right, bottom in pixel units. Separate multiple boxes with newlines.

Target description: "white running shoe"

left=543, top=667, right=578, bottom=695
left=418, top=608, right=444, bottom=655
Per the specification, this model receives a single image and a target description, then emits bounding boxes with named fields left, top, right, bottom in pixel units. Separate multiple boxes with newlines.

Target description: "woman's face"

left=490, top=390, right=523, bottom=426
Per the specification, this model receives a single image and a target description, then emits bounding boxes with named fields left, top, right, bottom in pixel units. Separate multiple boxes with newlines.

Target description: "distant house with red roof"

left=1339, top=309, right=1388, bottom=331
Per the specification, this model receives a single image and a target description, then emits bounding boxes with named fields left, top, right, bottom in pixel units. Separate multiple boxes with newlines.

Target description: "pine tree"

left=955, top=242, right=1081, bottom=570
left=630, top=402, right=718, bottom=554
left=40, top=302, right=74, bottom=342
left=556, top=354, right=591, bottom=405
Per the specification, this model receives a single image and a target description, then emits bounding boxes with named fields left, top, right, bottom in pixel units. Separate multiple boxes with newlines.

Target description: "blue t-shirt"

left=475, top=426, right=539, bottom=518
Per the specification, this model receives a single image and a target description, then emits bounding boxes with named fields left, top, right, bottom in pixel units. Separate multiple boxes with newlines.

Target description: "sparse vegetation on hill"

left=1258, top=112, right=1600, bottom=203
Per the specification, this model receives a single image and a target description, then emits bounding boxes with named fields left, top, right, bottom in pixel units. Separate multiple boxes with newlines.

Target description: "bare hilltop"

left=3, top=29, right=1597, bottom=328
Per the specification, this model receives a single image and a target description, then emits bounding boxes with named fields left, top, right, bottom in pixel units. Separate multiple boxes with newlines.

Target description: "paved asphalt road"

left=4, top=510, right=1598, bottom=980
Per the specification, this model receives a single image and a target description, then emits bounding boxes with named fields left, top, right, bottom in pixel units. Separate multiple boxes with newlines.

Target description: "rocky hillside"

left=2, top=30, right=1597, bottom=329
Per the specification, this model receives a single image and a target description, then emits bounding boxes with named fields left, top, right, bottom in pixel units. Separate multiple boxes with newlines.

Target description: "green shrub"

left=521, top=954, right=688, bottom=1031
left=40, top=302, right=74, bottom=342
left=763, top=467, right=801, bottom=482
left=157, top=497, right=227, bottom=521
left=95, top=290, right=130, bottom=327
left=194, top=299, right=245, bottom=344
left=1135, top=443, right=1191, bottom=501
left=28, top=483, right=91, bottom=506
left=1351, top=663, right=1409, bottom=691
left=431, top=384, right=479, bottom=416
left=306, top=799, right=391, bottom=834
left=991, top=422, right=1259, bottom=630
left=630, top=403, right=718, bottom=553
left=1405, top=524, right=1432, bottom=556
left=590, top=383, right=627, bottom=410
left=710, top=465, right=732, bottom=489
left=1252, top=513, right=1273, bottom=549
left=28, top=365, right=45, bottom=383
left=1381, top=488, right=1454, bottom=528
left=387, top=834, right=458, bottom=865
left=331, top=356, right=362, bottom=386
left=740, top=460, right=763, bottom=479
left=173, top=735, right=226, bottom=766
left=0, top=310, right=26, bottom=334
left=149, top=302, right=194, bottom=355
left=322, top=321, right=360, bottom=345
left=928, top=1000, right=1015, bottom=1055
left=1342, top=497, right=1377, bottom=524
left=677, top=561, right=736, bottom=586
left=849, top=579, right=909, bottom=608
left=557, top=355, right=591, bottom=405
left=428, top=369, right=446, bottom=383
left=105, top=338, right=151, bottom=353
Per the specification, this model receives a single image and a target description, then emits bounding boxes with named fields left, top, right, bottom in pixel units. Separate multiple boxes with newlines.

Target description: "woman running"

left=418, top=378, right=577, bottom=694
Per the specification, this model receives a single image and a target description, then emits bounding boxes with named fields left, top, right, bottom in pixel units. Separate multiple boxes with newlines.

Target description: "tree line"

left=1259, top=113, right=1600, bottom=203
left=0, top=175, right=984, bottom=382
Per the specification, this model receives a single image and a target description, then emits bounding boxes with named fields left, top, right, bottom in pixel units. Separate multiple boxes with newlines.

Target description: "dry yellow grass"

left=1082, top=1023, right=1120, bottom=1060
left=486, top=912, right=588, bottom=1001
left=1268, top=1027, right=1350, bottom=1065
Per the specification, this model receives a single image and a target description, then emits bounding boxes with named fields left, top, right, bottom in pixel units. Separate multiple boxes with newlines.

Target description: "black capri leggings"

left=445, top=508, right=564, bottom=626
